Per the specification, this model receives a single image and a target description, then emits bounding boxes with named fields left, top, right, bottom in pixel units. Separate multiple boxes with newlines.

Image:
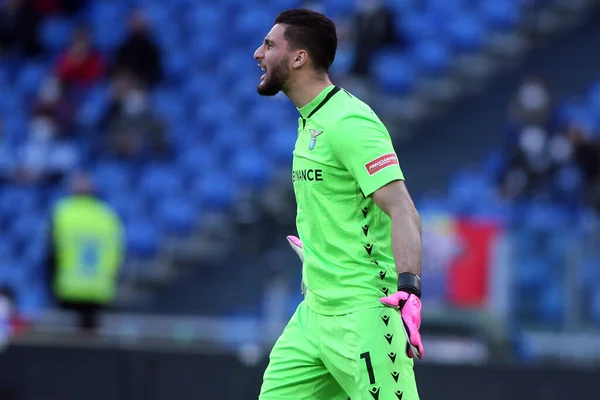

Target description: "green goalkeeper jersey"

left=292, top=85, right=405, bottom=315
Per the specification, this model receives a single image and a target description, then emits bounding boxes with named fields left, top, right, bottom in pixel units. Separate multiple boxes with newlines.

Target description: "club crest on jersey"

left=308, top=129, right=323, bottom=151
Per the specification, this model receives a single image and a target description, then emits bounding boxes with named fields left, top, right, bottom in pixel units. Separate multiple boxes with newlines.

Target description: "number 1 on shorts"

left=360, top=352, right=376, bottom=385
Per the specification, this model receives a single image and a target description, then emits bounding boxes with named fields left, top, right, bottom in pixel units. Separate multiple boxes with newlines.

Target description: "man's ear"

left=292, top=50, right=308, bottom=69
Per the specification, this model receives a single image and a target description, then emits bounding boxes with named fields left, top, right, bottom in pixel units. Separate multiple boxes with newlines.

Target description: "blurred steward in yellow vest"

left=48, top=172, right=124, bottom=333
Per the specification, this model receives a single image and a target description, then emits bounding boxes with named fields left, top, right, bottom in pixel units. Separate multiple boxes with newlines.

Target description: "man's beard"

left=257, top=59, right=290, bottom=96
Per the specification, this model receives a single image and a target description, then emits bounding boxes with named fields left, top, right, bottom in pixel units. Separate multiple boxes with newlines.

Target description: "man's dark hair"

left=274, top=9, right=337, bottom=73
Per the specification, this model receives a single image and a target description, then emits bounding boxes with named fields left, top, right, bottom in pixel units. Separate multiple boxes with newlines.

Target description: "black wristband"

left=397, top=273, right=421, bottom=298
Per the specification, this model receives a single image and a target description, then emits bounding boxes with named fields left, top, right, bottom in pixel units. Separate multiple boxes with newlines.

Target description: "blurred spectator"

left=55, top=27, right=104, bottom=90
left=350, top=0, right=400, bottom=77
left=500, top=78, right=569, bottom=200
left=32, top=75, right=75, bottom=136
left=0, top=285, right=28, bottom=339
left=0, top=0, right=42, bottom=57
left=15, top=114, right=79, bottom=185
left=102, top=71, right=170, bottom=160
left=499, top=125, right=572, bottom=200
left=567, top=125, right=600, bottom=210
left=111, top=10, right=163, bottom=88
left=46, top=172, right=124, bottom=334
left=508, top=76, right=556, bottom=129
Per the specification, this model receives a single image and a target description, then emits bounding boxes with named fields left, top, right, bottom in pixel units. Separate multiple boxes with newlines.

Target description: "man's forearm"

left=390, top=211, right=422, bottom=277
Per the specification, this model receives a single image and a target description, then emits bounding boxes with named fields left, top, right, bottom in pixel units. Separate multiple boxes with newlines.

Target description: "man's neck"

left=285, top=73, right=333, bottom=109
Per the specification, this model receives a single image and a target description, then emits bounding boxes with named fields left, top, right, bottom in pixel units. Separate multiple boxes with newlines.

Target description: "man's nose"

left=254, top=47, right=263, bottom=60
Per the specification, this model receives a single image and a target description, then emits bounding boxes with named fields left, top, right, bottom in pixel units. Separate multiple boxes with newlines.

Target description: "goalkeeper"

left=254, top=8, right=423, bottom=400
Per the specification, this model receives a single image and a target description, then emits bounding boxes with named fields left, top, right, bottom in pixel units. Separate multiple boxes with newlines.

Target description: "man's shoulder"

left=328, top=89, right=384, bottom=127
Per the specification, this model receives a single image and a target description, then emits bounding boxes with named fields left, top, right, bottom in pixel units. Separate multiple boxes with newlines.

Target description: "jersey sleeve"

left=331, top=113, right=404, bottom=197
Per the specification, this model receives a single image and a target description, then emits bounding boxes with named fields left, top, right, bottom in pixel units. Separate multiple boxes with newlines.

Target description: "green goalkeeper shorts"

left=259, top=301, right=420, bottom=400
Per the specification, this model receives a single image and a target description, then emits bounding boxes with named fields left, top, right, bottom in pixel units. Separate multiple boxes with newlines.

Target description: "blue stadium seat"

left=187, top=35, right=223, bottom=70
left=90, top=5, right=126, bottom=52
left=143, top=1, right=173, bottom=28
left=209, top=124, right=254, bottom=157
left=11, top=213, right=47, bottom=250
left=218, top=52, right=255, bottom=82
left=93, top=161, right=132, bottom=195
left=272, top=0, right=302, bottom=11
left=509, top=229, right=537, bottom=259
left=0, top=149, right=17, bottom=179
left=195, top=99, right=240, bottom=131
left=164, top=48, right=190, bottom=79
left=248, top=101, right=292, bottom=135
left=0, top=242, right=13, bottom=261
left=18, top=280, right=49, bottom=318
left=448, top=170, right=493, bottom=214
left=523, top=203, right=571, bottom=232
left=514, top=257, right=549, bottom=291
left=231, top=149, right=271, bottom=190
left=77, top=84, right=110, bottom=128
left=0, top=260, right=28, bottom=290
left=372, top=52, right=416, bottom=95
left=480, top=0, right=520, bottom=32
left=39, top=16, right=75, bottom=52
left=415, top=196, right=454, bottom=214
left=482, top=149, right=506, bottom=181
left=267, top=127, right=296, bottom=165
left=0, top=187, right=39, bottom=219
left=16, top=62, right=48, bottom=96
left=106, top=193, right=146, bottom=225
left=560, top=102, right=598, bottom=133
left=1, top=114, right=27, bottom=148
left=235, top=9, right=273, bottom=47
left=553, top=164, right=583, bottom=197
left=0, top=88, right=22, bottom=116
left=185, top=7, right=225, bottom=35
left=229, top=74, right=262, bottom=108
left=191, top=173, right=236, bottom=212
left=412, top=40, right=451, bottom=77
left=538, top=282, right=564, bottom=326
left=152, top=89, right=186, bottom=124
left=385, top=0, right=416, bottom=13
left=427, top=0, right=466, bottom=17
left=177, top=145, right=218, bottom=177
left=447, top=13, right=486, bottom=53
left=153, top=22, right=178, bottom=50
left=138, top=165, right=184, bottom=202
left=38, top=16, right=74, bottom=53
left=398, top=11, right=439, bottom=42
left=182, top=73, right=222, bottom=103
left=324, top=0, right=356, bottom=18
left=156, top=196, right=198, bottom=236
left=22, top=239, right=47, bottom=272
left=471, top=197, right=509, bottom=222
left=126, top=219, right=160, bottom=259
left=544, top=231, right=572, bottom=263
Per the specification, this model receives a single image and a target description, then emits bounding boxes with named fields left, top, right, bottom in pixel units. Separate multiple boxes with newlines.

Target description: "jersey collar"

left=298, top=85, right=339, bottom=119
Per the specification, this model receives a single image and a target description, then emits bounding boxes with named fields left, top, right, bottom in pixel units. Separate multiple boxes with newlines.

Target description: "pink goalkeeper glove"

left=286, top=235, right=303, bottom=262
left=286, top=235, right=306, bottom=295
left=380, top=289, right=424, bottom=360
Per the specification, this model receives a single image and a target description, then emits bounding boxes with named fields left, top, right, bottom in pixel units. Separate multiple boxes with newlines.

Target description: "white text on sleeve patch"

left=364, top=153, right=399, bottom=176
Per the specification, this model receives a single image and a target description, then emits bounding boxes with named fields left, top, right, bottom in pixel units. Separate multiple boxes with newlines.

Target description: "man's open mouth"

left=259, top=64, right=267, bottom=81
